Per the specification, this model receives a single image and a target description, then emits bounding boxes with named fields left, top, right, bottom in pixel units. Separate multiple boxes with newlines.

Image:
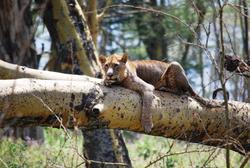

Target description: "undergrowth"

left=0, top=128, right=246, bottom=168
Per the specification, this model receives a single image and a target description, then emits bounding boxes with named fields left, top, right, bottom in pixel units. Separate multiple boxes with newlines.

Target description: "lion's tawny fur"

left=99, top=53, right=212, bottom=132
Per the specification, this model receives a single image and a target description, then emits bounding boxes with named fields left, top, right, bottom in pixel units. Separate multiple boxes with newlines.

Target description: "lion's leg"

left=123, top=77, right=155, bottom=133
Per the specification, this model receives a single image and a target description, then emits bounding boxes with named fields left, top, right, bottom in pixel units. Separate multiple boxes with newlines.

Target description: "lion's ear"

left=99, top=55, right=106, bottom=64
left=120, top=53, right=128, bottom=63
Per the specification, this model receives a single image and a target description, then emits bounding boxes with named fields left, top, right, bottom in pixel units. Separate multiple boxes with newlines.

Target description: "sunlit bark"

left=0, top=61, right=250, bottom=154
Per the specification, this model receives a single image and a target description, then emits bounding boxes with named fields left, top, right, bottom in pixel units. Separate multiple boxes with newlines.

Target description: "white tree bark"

left=0, top=60, right=250, bottom=154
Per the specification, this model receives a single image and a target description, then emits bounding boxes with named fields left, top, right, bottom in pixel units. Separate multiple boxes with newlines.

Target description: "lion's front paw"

left=103, top=80, right=112, bottom=87
left=142, top=120, right=153, bottom=133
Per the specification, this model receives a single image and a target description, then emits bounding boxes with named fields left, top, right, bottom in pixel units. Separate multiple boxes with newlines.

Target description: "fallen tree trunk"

left=0, top=60, right=250, bottom=154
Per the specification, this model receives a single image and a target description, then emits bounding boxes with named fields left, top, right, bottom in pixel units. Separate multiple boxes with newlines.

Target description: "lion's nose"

left=107, top=72, right=113, bottom=77
left=107, top=68, right=113, bottom=77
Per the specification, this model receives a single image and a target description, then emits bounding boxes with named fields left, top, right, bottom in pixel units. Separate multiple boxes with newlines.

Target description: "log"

left=0, top=60, right=250, bottom=154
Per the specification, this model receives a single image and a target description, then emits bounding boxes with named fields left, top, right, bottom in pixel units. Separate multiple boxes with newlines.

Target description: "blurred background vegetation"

left=0, top=129, right=245, bottom=167
left=0, top=0, right=249, bottom=167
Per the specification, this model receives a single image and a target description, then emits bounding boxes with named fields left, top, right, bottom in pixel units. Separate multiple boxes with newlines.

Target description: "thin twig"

left=31, top=94, right=71, bottom=139
left=201, top=149, right=218, bottom=167
left=0, top=157, right=8, bottom=168
left=239, top=153, right=250, bottom=168
left=144, top=148, right=215, bottom=168
left=72, top=146, right=128, bottom=167
left=217, top=1, right=231, bottom=167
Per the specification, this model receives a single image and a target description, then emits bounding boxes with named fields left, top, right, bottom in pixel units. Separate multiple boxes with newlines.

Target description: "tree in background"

left=0, top=0, right=44, bottom=143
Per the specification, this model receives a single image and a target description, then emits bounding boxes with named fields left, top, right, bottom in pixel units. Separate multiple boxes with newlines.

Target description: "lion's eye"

left=114, top=64, right=119, bottom=68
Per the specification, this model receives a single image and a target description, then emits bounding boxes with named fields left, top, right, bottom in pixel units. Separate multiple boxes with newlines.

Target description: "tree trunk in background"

left=232, top=6, right=240, bottom=101
left=0, top=0, right=38, bottom=67
left=241, top=0, right=250, bottom=103
left=134, top=0, right=168, bottom=60
left=181, top=0, right=206, bottom=70
left=43, top=0, right=131, bottom=167
left=198, top=32, right=205, bottom=97
left=210, top=1, right=221, bottom=94
left=85, top=0, right=98, bottom=45
left=0, top=0, right=44, bottom=142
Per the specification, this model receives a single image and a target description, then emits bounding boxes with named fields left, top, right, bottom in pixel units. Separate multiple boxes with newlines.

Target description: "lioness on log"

left=99, top=53, right=214, bottom=133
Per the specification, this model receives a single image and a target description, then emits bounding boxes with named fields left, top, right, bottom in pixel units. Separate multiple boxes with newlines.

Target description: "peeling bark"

left=0, top=64, right=250, bottom=154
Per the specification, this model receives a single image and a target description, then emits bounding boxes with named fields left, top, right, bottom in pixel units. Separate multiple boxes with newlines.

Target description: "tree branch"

left=0, top=61, right=250, bottom=154
left=0, top=59, right=92, bottom=81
